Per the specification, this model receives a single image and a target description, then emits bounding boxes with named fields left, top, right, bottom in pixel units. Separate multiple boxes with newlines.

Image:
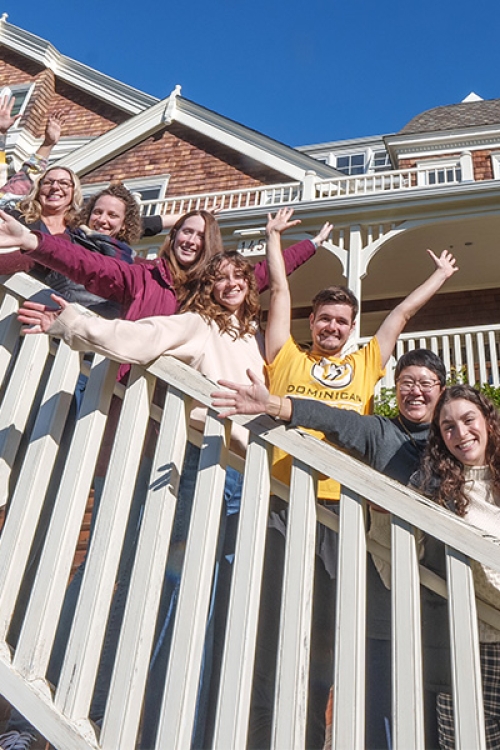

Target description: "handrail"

left=0, top=273, right=497, bottom=748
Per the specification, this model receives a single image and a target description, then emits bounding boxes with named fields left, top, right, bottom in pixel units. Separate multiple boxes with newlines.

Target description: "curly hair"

left=19, top=167, right=82, bottom=229
left=158, top=210, right=223, bottom=304
left=418, top=385, right=500, bottom=516
left=183, top=251, right=260, bottom=339
left=80, top=182, right=142, bottom=244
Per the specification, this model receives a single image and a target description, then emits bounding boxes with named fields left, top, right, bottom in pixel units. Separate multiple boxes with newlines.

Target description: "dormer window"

left=371, top=150, right=391, bottom=172
left=336, top=153, right=366, bottom=175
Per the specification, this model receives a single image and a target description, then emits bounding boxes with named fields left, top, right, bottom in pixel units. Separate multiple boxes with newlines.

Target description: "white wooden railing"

left=140, top=160, right=470, bottom=218
left=0, top=273, right=499, bottom=749
left=360, top=322, right=500, bottom=390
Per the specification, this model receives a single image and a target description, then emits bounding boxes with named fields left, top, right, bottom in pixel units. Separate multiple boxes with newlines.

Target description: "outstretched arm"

left=0, top=209, right=38, bottom=250
left=375, top=249, right=458, bottom=366
left=265, top=208, right=301, bottom=363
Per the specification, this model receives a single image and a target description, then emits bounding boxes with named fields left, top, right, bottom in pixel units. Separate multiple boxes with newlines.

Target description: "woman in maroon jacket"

left=0, top=208, right=327, bottom=320
left=0, top=208, right=331, bottom=749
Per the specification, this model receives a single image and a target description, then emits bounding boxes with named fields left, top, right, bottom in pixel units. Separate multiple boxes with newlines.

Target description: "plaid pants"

left=437, top=642, right=500, bottom=749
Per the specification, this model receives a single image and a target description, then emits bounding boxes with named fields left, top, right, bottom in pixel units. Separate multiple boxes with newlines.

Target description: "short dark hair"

left=395, top=349, right=446, bottom=386
left=311, top=285, right=359, bottom=321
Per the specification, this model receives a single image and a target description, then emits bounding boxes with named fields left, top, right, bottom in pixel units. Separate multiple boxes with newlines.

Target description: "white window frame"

left=334, top=151, right=367, bottom=176
left=491, top=152, right=500, bottom=180
left=0, top=83, right=35, bottom=124
left=368, top=148, right=391, bottom=173
left=81, top=174, right=170, bottom=203
left=415, top=157, right=462, bottom=187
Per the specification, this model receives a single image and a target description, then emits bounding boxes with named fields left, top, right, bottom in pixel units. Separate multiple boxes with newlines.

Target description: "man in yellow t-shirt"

left=244, top=208, right=458, bottom=750
left=264, top=208, right=457, bottom=501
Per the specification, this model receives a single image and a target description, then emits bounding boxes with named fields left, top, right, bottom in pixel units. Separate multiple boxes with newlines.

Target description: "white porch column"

left=459, top=150, right=474, bottom=182
left=302, top=170, right=317, bottom=201
left=347, top=224, right=363, bottom=342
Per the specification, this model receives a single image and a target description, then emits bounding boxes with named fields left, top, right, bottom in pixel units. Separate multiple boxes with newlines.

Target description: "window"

left=416, top=158, right=462, bottom=187
left=492, top=153, right=500, bottom=180
left=335, top=153, right=366, bottom=175
left=0, top=84, right=34, bottom=121
left=371, top=150, right=391, bottom=172
left=82, top=175, right=170, bottom=204
left=427, top=166, right=462, bottom=184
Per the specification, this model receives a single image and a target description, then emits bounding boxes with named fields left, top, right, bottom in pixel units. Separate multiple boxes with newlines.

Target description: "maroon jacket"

left=22, top=231, right=317, bottom=322
left=18, top=232, right=317, bottom=472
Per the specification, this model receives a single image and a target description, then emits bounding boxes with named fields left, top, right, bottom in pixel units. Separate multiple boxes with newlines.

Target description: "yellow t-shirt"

left=265, top=335, right=384, bottom=500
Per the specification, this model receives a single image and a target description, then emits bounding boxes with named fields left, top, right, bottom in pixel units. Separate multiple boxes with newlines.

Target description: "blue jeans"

left=140, top=443, right=243, bottom=750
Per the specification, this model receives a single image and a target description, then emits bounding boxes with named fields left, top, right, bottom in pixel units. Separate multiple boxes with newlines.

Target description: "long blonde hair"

left=19, top=167, right=82, bottom=228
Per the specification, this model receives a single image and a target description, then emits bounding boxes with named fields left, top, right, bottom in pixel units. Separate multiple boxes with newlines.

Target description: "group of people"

left=0, top=96, right=496, bottom=750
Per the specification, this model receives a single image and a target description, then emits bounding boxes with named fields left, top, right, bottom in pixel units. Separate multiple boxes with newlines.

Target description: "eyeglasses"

left=396, top=379, right=441, bottom=394
left=40, top=178, right=74, bottom=190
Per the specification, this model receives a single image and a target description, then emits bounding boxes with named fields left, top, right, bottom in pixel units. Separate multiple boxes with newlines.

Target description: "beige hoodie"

left=49, top=305, right=265, bottom=453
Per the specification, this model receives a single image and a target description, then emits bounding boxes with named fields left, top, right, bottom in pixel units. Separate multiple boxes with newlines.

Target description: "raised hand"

left=211, top=368, right=270, bottom=418
left=17, top=294, right=67, bottom=334
left=312, top=221, right=334, bottom=246
left=43, top=111, right=65, bottom=147
left=266, top=207, right=301, bottom=236
left=0, top=92, right=20, bottom=134
left=426, top=248, right=459, bottom=280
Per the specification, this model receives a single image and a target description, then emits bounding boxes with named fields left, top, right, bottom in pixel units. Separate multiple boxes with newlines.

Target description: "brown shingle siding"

left=473, top=150, right=494, bottom=181
left=0, top=49, right=129, bottom=143
left=82, top=124, right=289, bottom=193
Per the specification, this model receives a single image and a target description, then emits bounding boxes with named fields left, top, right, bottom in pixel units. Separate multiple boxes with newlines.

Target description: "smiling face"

left=172, top=214, right=206, bottom=268
left=309, top=303, right=355, bottom=357
left=89, top=195, right=126, bottom=237
left=212, top=258, right=249, bottom=313
left=396, top=365, right=443, bottom=424
left=439, top=398, right=489, bottom=467
left=38, top=168, right=74, bottom=216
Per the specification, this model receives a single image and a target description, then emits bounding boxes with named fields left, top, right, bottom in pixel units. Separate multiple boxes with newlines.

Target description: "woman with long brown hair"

left=415, top=385, right=500, bottom=749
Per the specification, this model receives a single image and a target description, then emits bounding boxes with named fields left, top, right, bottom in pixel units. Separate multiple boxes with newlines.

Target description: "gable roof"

left=55, top=86, right=340, bottom=181
left=0, top=17, right=339, bottom=182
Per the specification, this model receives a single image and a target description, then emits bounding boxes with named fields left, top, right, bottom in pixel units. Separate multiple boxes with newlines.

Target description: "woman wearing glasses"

left=0, top=170, right=142, bottom=317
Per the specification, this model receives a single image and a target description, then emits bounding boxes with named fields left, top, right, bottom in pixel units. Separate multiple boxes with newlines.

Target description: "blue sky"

left=11, top=1, right=500, bottom=148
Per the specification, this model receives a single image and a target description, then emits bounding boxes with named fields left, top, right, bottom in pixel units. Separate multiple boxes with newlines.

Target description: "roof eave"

left=175, top=97, right=340, bottom=181
left=385, top=123, right=500, bottom=162
left=0, top=17, right=158, bottom=115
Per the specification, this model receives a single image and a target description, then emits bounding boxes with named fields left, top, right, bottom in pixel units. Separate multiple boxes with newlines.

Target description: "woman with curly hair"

left=415, top=385, right=500, bottom=749
left=79, top=181, right=142, bottom=245
left=16, top=249, right=265, bottom=748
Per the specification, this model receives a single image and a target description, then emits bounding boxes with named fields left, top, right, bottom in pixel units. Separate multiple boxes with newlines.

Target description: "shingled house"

left=2, top=15, right=500, bottom=360
left=0, top=16, right=499, bottom=750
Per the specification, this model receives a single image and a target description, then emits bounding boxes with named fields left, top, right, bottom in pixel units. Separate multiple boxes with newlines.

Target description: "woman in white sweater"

left=413, top=385, right=500, bottom=749
left=18, top=249, right=265, bottom=749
